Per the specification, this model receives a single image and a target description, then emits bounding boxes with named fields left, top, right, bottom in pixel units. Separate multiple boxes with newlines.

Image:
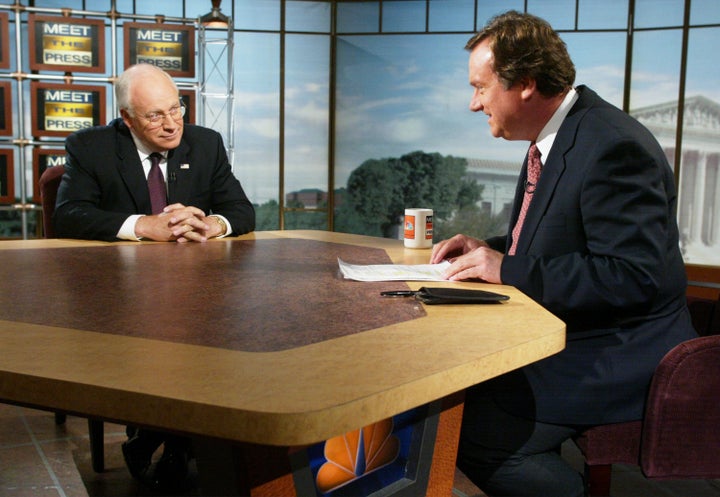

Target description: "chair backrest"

left=641, top=334, right=720, bottom=478
left=38, top=165, right=65, bottom=238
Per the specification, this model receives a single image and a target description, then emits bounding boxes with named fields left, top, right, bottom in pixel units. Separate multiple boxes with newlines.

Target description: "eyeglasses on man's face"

left=136, top=101, right=186, bottom=127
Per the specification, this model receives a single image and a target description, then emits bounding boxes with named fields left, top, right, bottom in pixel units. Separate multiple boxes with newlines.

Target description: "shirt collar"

left=129, top=131, right=167, bottom=163
left=535, top=87, right=578, bottom=161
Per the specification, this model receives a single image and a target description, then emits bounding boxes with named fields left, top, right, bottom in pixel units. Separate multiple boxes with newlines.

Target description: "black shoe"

left=149, top=444, right=191, bottom=493
left=121, top=430, right=164, bottom=481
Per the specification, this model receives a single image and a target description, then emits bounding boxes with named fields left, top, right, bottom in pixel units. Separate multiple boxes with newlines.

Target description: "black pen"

left=380, top=290, right=417, bottom=297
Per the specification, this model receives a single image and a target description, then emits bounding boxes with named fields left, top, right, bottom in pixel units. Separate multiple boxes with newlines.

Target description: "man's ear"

left=519, top=76, right=537, bottom=101
left=120, top=108, right=134, bottom=130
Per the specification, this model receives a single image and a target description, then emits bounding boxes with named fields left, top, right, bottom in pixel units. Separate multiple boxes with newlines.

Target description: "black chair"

left=686, top=295, right=720, bottom=336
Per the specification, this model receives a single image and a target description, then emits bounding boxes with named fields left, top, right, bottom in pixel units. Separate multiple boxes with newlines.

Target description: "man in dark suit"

left=430, top=11, right=697, bottom=497
left=55, top=63, right=255, bottom=242
left=54, top=63, right=255, bottom=491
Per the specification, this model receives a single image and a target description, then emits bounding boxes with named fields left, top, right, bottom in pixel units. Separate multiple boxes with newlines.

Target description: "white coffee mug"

left=404, top=208, right=433, bottom=249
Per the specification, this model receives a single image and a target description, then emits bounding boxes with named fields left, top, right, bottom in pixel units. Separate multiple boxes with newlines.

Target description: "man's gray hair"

left=114, top=63, right=178, bottom=114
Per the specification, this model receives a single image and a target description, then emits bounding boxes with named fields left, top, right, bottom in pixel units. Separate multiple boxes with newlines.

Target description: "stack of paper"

left=338, top=258, right=450, bottom=282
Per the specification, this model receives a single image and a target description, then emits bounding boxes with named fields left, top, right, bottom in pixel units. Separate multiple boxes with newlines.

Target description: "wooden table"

left=0, top=230, right=565, bottom=496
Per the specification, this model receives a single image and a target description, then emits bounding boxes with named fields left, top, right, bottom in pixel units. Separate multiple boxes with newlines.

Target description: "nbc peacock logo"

left=315, top=418, right=401, bottom=494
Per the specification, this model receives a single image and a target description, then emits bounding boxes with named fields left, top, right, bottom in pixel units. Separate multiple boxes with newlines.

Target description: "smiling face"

left=120, top=66, right=183, bottom=153
left=467, top=39, right=532, bottom=141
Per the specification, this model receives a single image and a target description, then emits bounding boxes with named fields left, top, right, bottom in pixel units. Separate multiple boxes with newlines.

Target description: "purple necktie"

left=508, top=143, right=542, bottom=255
left=147, top=152, right=167, bottom=215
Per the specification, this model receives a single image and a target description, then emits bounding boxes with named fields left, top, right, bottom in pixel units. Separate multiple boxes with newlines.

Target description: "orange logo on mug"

left=404, top=214, right=416, bottom=240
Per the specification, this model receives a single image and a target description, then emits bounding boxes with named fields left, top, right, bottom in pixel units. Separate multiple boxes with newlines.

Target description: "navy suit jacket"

left=55, top=118, right=255, bottom=241
left=484, top=86, right=697, bottom=424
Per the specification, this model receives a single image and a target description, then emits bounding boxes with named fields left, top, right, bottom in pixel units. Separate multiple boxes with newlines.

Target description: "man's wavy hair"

left=466, top=10, right=575, bottom=98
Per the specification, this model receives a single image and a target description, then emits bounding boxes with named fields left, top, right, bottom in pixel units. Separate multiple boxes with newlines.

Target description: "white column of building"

left=711, top=154, right=720, bottom=246
left=691, top=151, right=707, bottom=245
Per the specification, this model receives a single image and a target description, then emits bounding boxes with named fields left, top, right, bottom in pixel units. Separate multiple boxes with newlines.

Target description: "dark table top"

left=2, top=238, right=425, bottom=352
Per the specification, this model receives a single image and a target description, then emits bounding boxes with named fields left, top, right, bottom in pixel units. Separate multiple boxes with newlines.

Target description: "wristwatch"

left=212, top=215, right=227, bottom=237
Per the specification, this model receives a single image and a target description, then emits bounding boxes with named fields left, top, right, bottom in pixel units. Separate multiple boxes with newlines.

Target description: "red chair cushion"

left=574, top=421, right=642, bottom=466
left=641, top=335, right=720, bottom=478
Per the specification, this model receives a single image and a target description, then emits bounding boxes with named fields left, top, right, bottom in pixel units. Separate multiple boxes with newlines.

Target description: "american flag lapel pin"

left=180, top=163, right=190, bottom=169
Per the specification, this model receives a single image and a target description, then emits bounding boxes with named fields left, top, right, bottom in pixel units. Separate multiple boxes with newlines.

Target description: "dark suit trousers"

left=457, top=382, right=587, bottom=497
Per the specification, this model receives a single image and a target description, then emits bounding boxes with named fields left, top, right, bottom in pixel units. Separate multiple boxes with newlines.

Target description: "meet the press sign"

left=28, top=15, right=105, bottom=73
left=31, top=82, right=106, bottom=137
left=123, top=22, right=195, bottom=78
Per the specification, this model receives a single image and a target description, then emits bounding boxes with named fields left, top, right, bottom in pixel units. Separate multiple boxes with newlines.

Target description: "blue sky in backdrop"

left=223, top=1, right=720, bottom=204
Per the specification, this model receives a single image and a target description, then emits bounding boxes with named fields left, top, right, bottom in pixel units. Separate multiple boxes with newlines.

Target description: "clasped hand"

left=135, top=203, right=222, bottom=242
left=430, top=234, right=504, bottom=283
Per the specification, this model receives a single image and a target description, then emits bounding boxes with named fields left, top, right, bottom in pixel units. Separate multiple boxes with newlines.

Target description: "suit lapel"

left=166, top=138, right=190, bottom=205
left=115, top=124, right=152, bottom=214
left=512, top=88, right=593, bottom=254
left=515, top=147, right=565, bottom=254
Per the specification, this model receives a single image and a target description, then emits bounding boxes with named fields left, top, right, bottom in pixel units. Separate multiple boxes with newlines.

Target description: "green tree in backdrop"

left=255, top=150, right=508, bottom=242
left=336, top=151, right=502, bottom=241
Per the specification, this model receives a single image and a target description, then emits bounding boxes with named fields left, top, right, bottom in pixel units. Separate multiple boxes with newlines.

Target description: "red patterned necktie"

left=147, top=152, right=167, bottom=215
left=508, top=143, right=542, bottom=255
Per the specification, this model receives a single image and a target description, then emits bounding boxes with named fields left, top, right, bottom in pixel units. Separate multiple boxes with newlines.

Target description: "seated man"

left=431, top=11, right=697, bottom=497
left=54, top=63, right=256, bottom=491
left=55, top=63, right=255, bottom=242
